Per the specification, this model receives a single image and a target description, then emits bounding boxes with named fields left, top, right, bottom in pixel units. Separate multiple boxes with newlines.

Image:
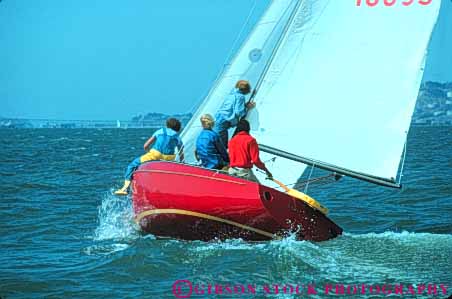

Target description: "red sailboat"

left=132, top=161, right=342, bottom=241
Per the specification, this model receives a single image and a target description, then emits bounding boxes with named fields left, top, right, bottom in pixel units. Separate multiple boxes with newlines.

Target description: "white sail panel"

left=251, top=0, right=441, bottom=181
left=180, top=0, right=298, bottom=163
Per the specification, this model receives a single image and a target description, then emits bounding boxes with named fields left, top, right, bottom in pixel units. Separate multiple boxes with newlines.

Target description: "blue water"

left=0, top=127, right=451, bottom=299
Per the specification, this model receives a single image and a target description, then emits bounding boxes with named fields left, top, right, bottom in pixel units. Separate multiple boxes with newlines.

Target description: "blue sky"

left=424, top=0, right=452, bottom=83
left=0, top=0, right=269, bottom=120
left=0, top=0, right=450, bottom=120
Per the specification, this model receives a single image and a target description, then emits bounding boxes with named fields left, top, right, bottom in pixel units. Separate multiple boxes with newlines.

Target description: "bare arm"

left=143, top=136, right=156, bottom=151
left=250, top=139, right=272, bottom=179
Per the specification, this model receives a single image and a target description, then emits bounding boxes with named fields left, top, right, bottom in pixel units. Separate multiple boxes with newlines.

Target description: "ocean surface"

left=0, top=127, right=451, bottom=299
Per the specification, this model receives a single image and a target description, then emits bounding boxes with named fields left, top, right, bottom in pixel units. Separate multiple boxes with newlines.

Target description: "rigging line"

left=181, top=0, right=261, bottom=137
left=285, top=173, right=338, bottom=189
left=304, top=163, right=315, bottom=193
left=308, top=179, right=337, bottom=188
left=267, top=174, right=337, bottom=191
left=182, top=1, right=258, bottom=122
left=184, top=0, right=296, bottom=134
left=398, top=141, right=408, bottom=185
left=222, top=0, right=258, bottom=69
left=183, top=1, right=297, bottom=142
left=250, top=0, right=303, bottom=101
left=298, top=173, right=337, bottom=187
left=256, top=168, right=337, bottom=192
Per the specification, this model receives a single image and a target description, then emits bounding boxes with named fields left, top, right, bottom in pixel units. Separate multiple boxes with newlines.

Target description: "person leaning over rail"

left=195, top=114, right=229, bottom=170
left=114, top=118, right=184, bottom=195
left=228, top=119, right=272, bottom=183
left=213, top=80, right=256, bottom=148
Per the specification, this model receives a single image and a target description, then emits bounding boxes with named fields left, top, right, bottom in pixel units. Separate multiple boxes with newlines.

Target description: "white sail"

left=181, top=0, right=298, bottom=161
left=181, top=0, right=441, bottom=189
left=250, top=0, right=441, bottom=184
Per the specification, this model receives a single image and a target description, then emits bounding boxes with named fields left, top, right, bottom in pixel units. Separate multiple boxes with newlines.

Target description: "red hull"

left=132, top=161, right=342, bottom=242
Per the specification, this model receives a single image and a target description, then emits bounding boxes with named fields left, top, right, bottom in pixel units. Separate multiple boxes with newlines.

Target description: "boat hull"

left=132, top=161, right=342, bottom=242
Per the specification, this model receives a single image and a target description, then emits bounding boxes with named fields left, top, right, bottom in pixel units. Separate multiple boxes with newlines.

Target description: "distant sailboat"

left=132, top=0, right=441, bottom=241
left=116, top=120, right=121, bottom=128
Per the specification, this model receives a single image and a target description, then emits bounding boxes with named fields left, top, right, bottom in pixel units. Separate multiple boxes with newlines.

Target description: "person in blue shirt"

left=114, top=118, right=184, bottom=195
left=214, top=80, right=256, bottom=148
left=195, top=114, right=229, bottom=170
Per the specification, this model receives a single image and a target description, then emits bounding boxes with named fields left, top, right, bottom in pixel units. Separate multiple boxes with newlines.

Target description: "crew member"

left=114, top=118, right=184, bottom=195
left=228, top=119, right=272, bottom=182
left=214, top=80, right=256, bottom=148
left=195, top=114, right=229, bottom=169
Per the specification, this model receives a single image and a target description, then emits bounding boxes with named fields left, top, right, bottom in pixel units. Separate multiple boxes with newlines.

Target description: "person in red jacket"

left=228, top=119, right=272, bottom=182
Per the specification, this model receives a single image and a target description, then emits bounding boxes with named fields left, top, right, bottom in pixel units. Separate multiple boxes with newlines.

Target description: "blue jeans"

left=124, top=157, right=141, bottom=180
left=213, top=119, right=231, bottom=149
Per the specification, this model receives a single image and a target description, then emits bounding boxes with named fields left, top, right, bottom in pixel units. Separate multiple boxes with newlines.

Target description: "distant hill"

left=130, top=112, right=193, bottom=127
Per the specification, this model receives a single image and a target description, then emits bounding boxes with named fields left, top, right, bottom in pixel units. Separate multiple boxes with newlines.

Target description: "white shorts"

left=228, top=167, right=259, bottom=183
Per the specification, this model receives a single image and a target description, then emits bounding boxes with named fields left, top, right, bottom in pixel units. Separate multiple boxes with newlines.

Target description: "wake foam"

left=93, top=191, right=139, bottom=241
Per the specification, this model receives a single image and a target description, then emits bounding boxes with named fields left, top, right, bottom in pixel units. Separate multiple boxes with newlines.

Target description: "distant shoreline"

left=0, top=113, right=192, bottom=129
left=2, top=81, right=451, bottom=128
left=0, top=124, right=450, bottom=129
